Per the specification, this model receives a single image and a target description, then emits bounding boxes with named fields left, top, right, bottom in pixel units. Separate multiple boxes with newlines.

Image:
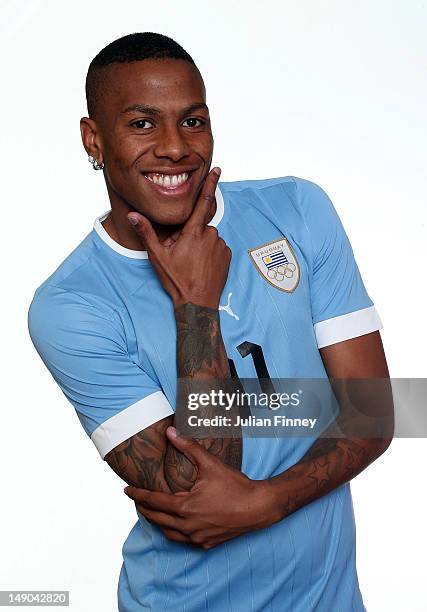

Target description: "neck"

left=101, top=194, right=217, bottom=251
left=101, top=211, right=186, bottom=251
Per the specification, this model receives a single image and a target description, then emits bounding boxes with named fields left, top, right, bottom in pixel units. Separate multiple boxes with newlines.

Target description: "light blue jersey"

left=28, top=176, right=382, bottom=611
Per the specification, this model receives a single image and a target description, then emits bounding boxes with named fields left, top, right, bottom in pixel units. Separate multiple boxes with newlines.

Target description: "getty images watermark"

left=186, top=388, right=318, bottom=429
left=171, top=377, right=427, bottom=440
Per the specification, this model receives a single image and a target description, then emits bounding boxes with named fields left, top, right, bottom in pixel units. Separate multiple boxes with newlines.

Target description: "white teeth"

left=144, top=172, right=189, bottom=187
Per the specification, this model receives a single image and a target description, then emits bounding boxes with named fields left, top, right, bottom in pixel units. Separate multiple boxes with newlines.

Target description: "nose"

left=153, top=122, right=190, bottom=161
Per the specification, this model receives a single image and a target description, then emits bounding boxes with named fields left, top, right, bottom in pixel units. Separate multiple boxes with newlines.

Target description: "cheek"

left=113, top=155, right=132, bottom=174
left=187, top=131, right=213, bottom=157
left=106, top=134, right=146, bottom=173
left=104, top=152, right=139, bottom=193
left=199, top=134, right=214, bottom=158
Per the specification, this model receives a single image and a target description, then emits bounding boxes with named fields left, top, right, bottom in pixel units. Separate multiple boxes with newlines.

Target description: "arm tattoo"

left=267, top=437, right=381, bottom=518
left=164, top=302, right=242, bottom=492
left=266, top=383, right=392, bottom=518
left=175, top=302, right=230, bottom=376
left=104, top=416, right=173, bottom=492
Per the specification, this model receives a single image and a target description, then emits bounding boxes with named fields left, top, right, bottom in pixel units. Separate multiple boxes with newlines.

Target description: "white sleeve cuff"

left=314, top=305, right=383, bottom=349
left=90, top=390, right=175, bottom=459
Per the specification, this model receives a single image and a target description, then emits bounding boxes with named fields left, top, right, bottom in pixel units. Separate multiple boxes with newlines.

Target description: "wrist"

left=173, top=299, right=219, bottom=314
left=252, top=479, right=285, bottom=528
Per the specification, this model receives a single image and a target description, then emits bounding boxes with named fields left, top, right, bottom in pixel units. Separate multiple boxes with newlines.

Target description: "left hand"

left=124, top=427, right=283, bottom=549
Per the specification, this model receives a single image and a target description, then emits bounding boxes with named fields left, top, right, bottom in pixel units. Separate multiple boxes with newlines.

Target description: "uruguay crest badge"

left=248, top=237, right=300, bottom=292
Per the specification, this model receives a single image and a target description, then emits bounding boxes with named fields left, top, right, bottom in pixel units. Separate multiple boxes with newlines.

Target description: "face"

left=81, top=59, right=214, bottom=227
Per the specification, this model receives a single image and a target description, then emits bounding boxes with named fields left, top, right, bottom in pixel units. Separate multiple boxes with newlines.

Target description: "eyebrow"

left=120, top=102, right=209, bottom=116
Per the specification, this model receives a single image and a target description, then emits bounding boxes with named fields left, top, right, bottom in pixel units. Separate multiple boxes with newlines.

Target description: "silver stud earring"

left=88, top=155, right=104, bottom=170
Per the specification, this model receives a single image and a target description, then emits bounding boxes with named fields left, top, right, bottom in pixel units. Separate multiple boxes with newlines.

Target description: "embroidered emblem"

left=248, top=237, right=300, bottom=292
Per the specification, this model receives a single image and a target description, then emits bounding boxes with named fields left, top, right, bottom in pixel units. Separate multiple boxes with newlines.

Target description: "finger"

left=188, top=530, right=218, bottom=549
left=191, top=527, right=234, bottom=543
left=124, top=486, right=188, bottom=516
left=182, top=167, right=221, bottom=234
left=127, top=212, right=161, bottom=255
left=135, top=504, right=188, bottom=532
left=160, top=228, right=181, bottom=247
left=192, top=532, right=231, bottom=549
left=166, top=427, right=222, bottom=471
left=162, top=528, right=192, bottom=543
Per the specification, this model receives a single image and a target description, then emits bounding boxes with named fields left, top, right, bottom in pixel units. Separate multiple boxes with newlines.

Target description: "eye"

left=130, top=119, right=154, bottom=129
left=182, top=117, right=204, bottom=128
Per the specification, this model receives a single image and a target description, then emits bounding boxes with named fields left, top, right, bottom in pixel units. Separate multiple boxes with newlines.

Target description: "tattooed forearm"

left=265, top=373, right=394, bottom=519
left=104, top=416, right=174, bottom=493
left=174, top=302, right=230, bottom=377
left=104, top=304, right=242, bottom=494
left=164, top=302, right=242, bottom=492
left=267, top=435, right=387, bottom=518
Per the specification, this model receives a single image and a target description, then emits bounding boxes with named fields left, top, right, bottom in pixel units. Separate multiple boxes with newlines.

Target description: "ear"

left=80, top=116, right=104, bottom=163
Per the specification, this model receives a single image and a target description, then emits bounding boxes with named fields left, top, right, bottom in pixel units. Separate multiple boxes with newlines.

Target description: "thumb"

left=166, top=427, right=219, bottom=471
left=128, top=212, right=161, bottom=255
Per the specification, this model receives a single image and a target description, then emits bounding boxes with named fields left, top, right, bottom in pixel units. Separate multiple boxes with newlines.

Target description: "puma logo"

left=219, top=292, right=239, bottom=320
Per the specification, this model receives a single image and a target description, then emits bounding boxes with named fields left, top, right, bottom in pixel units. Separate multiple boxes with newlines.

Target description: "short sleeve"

left=293, top=177, right=383, bottom=348
left=27, top=285, right=174, bottom=459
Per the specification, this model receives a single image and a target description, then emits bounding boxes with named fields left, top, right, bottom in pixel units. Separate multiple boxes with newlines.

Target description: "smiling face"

left=81, top=58, right=214, bottom=228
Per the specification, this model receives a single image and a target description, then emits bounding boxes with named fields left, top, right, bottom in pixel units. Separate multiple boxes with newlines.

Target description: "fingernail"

left=213, top=167, right=221, bottom=177
left=124, top=487, right=130, bottom=495
left=128, top=215, right=139, bottom=226
left=168, top=426, right=177, bottom=438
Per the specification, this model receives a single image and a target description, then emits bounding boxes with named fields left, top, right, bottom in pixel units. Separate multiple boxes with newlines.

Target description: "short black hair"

left=85, top=32, right=197, bottom=119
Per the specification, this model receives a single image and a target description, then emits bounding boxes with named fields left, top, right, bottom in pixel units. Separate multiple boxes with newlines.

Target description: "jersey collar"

left=92, top=184, right=225, bottom=260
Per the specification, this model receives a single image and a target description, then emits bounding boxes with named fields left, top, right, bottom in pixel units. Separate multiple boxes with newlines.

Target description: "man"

left=28, top=32, right=393, bottom=611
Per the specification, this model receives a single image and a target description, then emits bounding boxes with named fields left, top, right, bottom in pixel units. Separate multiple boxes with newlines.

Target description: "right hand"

left=127, top=167, right=231, bottom=309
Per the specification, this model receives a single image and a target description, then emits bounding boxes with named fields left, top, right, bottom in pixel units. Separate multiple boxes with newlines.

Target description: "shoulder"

left=219, top=175, right=336, bottom=230
left=28, top=283, right=112, bottom=319
left=282, top=177, right=345, bottom=243
left=34, top=231, right=95, bottom=292
left=27, top=283, right=120, bottom=356
left=218, top=176, right=298, bottom=208
left=29, top=229, right=103, bottom=325
left=219, top=175, right=296, bottom=192
left=219, top=174, right=330, bottom=209
left=290, top=176, right=336, bottom=212
left=28, top=228, right=121, bottom=334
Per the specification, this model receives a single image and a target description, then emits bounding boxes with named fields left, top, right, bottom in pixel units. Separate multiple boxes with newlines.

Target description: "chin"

left=150, top=205, right=194, bottom=228
left=141, top=193, right=197, bottom=225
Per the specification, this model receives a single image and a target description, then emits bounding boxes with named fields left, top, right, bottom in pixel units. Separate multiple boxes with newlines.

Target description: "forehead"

left=102, top=59, right=206, bottom=114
